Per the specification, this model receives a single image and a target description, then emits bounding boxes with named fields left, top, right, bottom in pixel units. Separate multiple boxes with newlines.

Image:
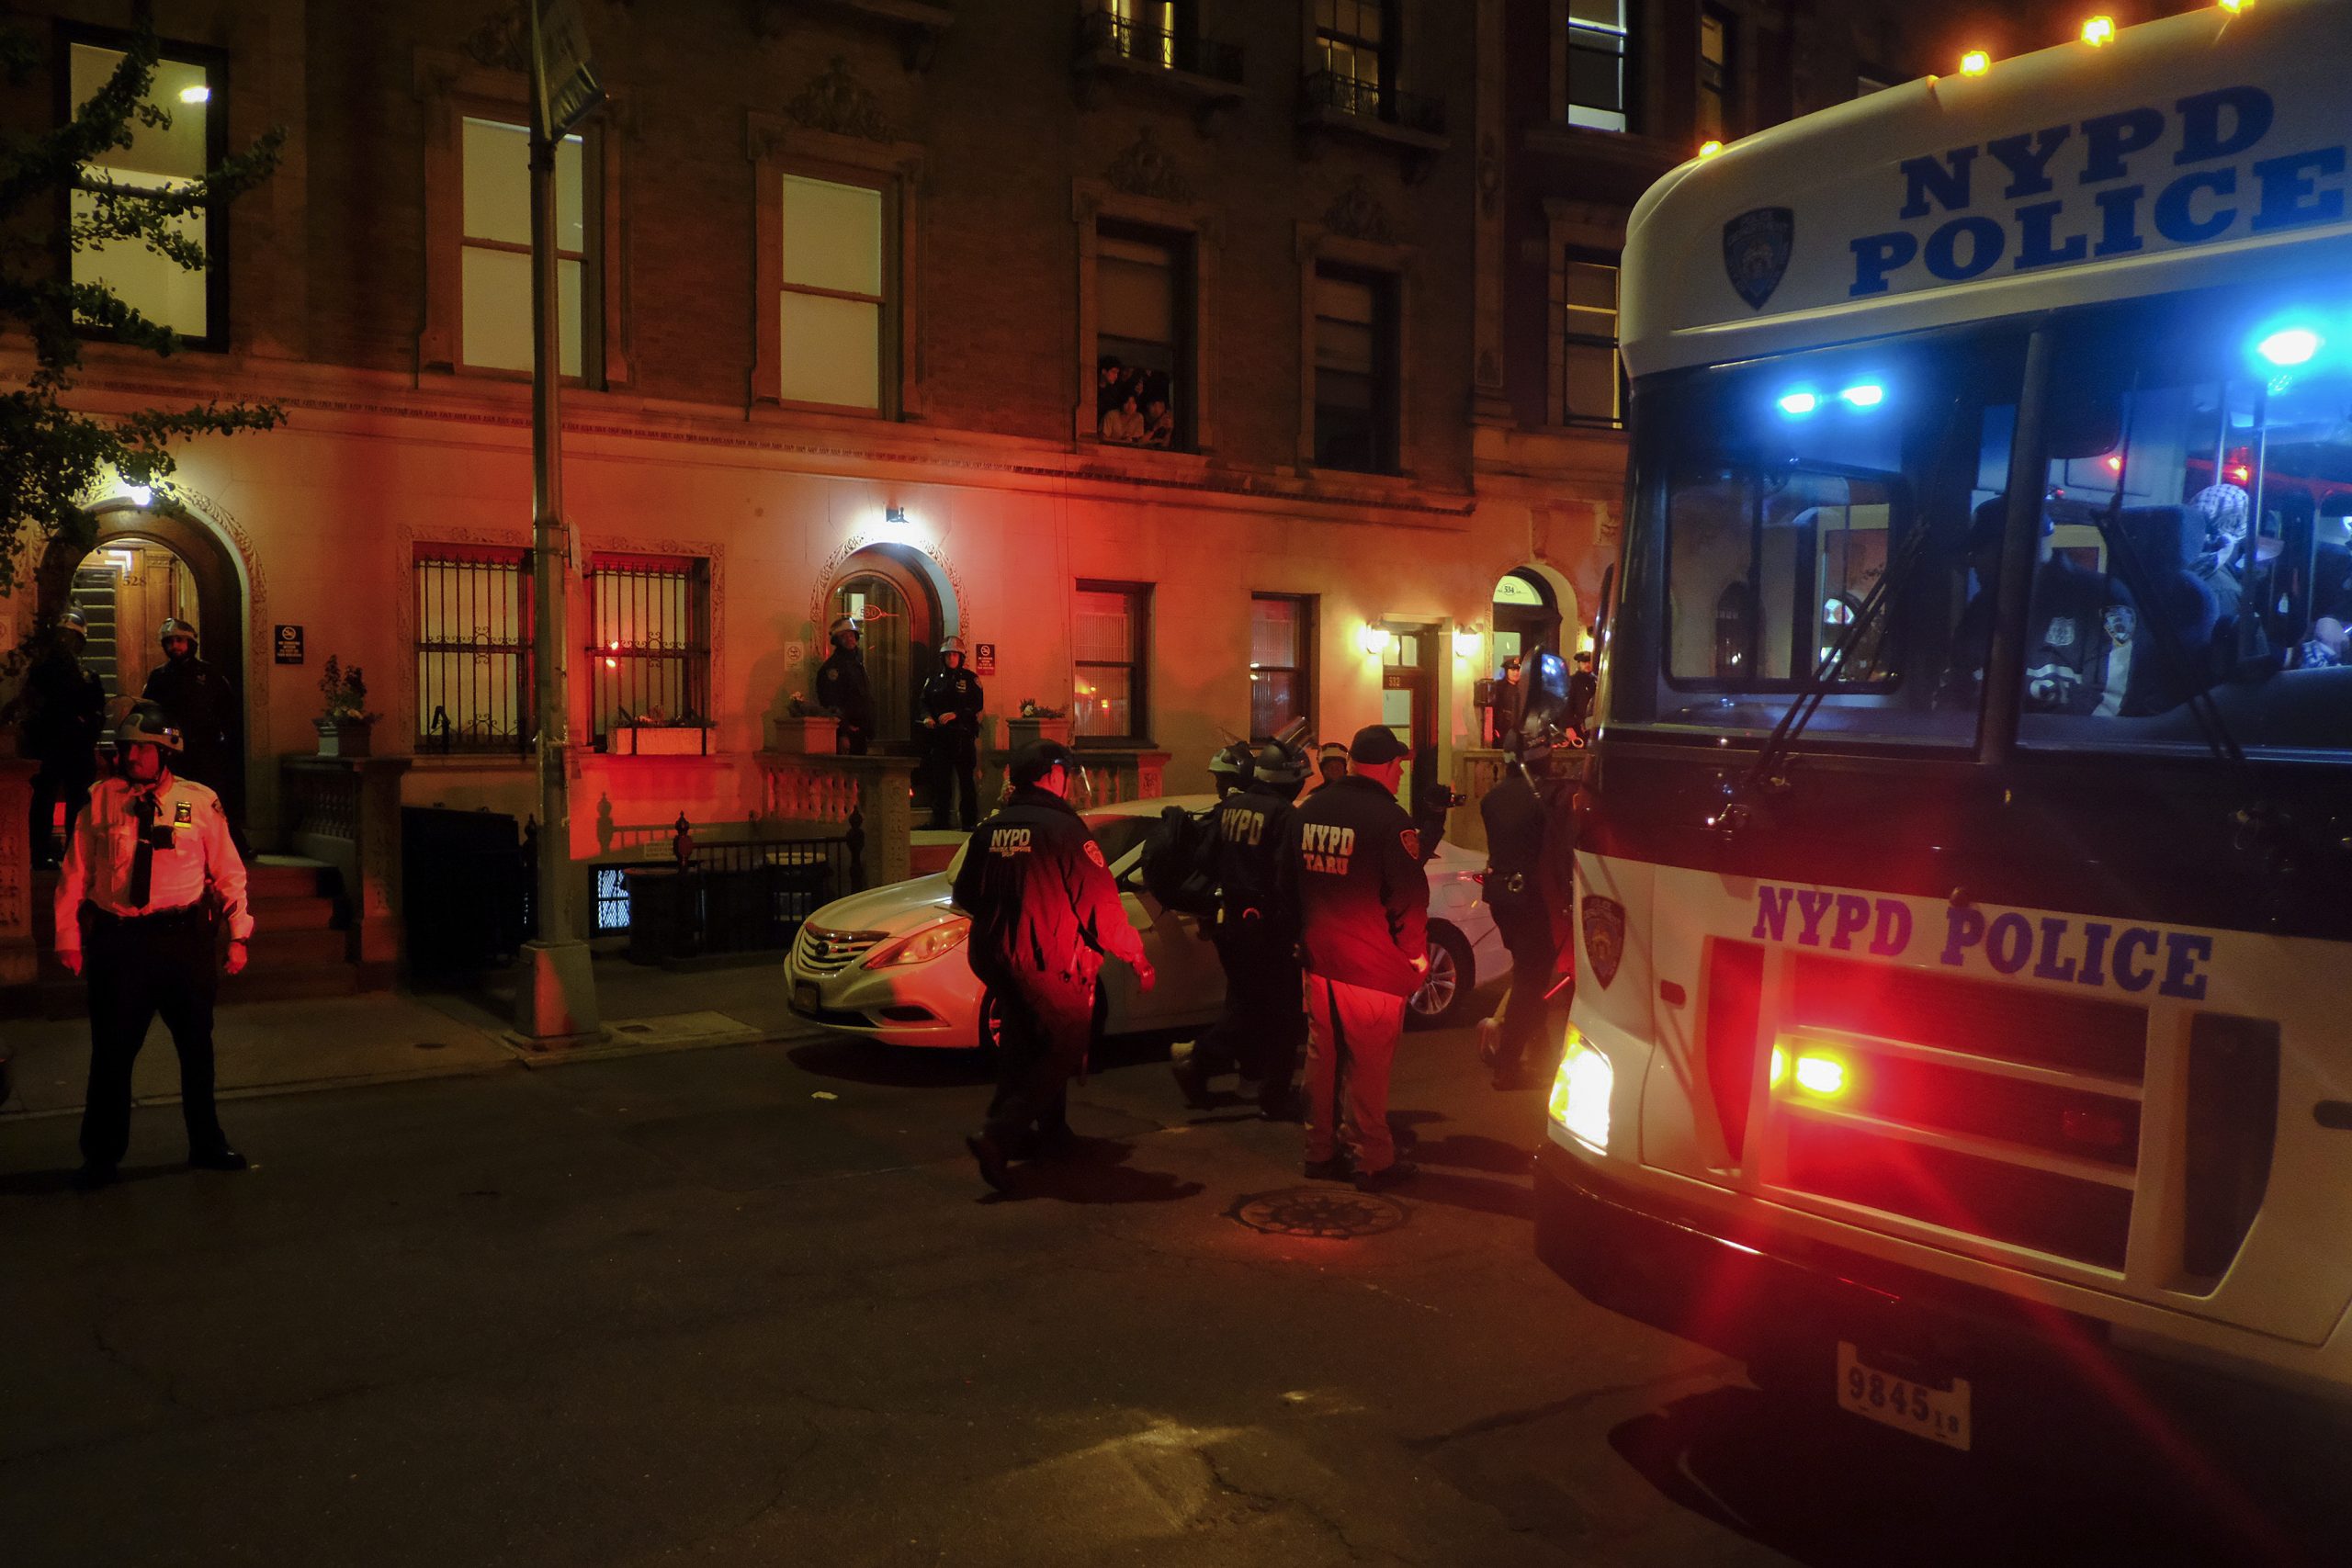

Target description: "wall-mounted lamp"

left=1452, top=627, right=1483, bottom=660
left=1358, top=623, right=1393, bottom=658
left=124, top=484, right=153, bottom=508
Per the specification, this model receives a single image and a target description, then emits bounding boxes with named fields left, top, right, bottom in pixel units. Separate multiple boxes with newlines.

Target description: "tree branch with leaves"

left=0, top=6, right=287, bottom=604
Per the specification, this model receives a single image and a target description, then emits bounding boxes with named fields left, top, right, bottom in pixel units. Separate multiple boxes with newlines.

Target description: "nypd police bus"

left=1536, top=0, right=2352, bottom=1456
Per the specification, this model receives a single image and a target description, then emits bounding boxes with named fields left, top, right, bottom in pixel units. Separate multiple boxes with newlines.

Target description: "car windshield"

left=1611, top=321, right=2029, bottom=748
left=2014, top=280, right=2352, bottom=760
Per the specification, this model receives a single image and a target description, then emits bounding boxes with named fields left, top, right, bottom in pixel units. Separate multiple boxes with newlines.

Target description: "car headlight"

left=864, top=916, right=970, bottom=969
left=1549, top=1026, right=1612, bottom=1153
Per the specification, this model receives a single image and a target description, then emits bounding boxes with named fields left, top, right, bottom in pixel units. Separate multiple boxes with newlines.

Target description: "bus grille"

left=1775, top=954, right=2147, bottom=1271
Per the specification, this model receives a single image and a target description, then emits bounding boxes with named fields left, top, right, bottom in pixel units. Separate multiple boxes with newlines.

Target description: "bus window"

left=2018, top=282, right=2352, bottom=759
left=1622, top=323, right=2028, bottom=749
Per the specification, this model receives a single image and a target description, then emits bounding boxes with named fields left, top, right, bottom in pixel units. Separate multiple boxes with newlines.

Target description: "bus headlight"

left=1549, top=1028, right=1613, bottom=1153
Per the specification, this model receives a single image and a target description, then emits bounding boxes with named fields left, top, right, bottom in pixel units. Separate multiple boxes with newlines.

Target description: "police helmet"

left=57, top=607, right=88, bottom=637
left=1009, top=739, right=1075, bottom=788
left=116, top=701, right=185, bottom=753
left=159, top=616, right=199, bottom=649
left=940, top=636, right=968, bottom=659
left=1206, top=742, right=1251, bottom=782
left=1251, top=742, right=1308, bottom=790
left=829, top=615, right=859, bottom=644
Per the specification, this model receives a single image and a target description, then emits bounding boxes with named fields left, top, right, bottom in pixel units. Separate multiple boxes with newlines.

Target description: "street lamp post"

left=514, top=0, right=601, bottom=1045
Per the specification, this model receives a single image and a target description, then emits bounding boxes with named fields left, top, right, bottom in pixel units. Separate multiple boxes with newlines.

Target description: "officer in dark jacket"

left=955, top=739, right=1155, bottom=1190
left=919, top=636, right=985, bottom=829
left=21, top=607, right=107, bottom=865
left=1479, top=722, right=1560, bottom=1089
left=814, top=615, right=876, bottom=755
left=1281, top=724, right=1429, bottom=1190
left=1171, top=739, right=1307, bottom=1119
left=1565, top=651, right=1598, bottom=739
left=141, top=618, right=240, bottom=826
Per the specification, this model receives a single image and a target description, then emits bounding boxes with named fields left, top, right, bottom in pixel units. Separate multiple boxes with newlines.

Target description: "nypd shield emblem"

left=1580, top=896, right=1625, bottom=990
left=1723, top=207, right=1794, bottom=310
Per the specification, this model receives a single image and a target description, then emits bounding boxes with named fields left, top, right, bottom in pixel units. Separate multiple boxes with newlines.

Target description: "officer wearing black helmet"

left=54, top=702, right=254, bottom=1189
left=919, top=636, right=985, bottom=829
left=1479, top=717, right=1563, bottom=1089
left=1206, top=740, right=1251, bottom=800
left=955, top=739, right=1155, bottom=1190
left=1281, top=723, right=1429, bottom=1190
left=1171, top=739, right=1308, bottom=1119
left=18, top=605, right=107, bottom=864
left=141, top=617, right=238, bottom=804
left=815, top=614, right=876, bottom=755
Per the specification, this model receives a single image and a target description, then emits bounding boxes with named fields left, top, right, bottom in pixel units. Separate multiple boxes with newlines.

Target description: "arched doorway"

left=1490, top=568, right=1563, bottom=667
left=40, top=502, right=247, bottom=823
left=826, top=545, right=944, bottom=749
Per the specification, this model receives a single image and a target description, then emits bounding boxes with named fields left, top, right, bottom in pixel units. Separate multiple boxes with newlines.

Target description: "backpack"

left=1138, top=804, right=1220, bottom=917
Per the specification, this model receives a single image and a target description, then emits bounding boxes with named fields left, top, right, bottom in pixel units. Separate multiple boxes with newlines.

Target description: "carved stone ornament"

left=1103, top=126, right=1193, bottom=204
left=459, top=4, right=531, bottom=73
left=1325, top=176, right=1396, bottom=245
left=786, top=57, right=893, bottom=142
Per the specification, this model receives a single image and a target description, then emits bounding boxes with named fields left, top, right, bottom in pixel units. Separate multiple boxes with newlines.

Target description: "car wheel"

left=1408, top=922, right=1476, bottom=1030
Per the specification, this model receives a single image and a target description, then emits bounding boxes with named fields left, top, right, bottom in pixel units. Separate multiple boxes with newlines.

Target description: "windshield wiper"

left=1715, top=507, right=1934, bottom=837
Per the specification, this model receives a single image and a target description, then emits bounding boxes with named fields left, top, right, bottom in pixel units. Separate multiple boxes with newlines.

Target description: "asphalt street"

left=1, top=1009, right=2341, bottom=1567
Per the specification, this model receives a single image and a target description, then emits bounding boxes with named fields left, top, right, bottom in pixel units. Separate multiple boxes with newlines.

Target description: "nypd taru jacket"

left=919, top=664, right=984, bottom=737
left=1478, top=768, right=1548, bottom=920
left=1281, top=774, right=1429, bottom=998
left=952, top=786, right=1145, bottom=990
left=1207, top=782, right=1296, bottom=933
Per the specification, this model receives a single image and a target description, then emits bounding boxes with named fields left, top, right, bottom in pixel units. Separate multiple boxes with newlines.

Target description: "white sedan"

left=783, top=794, right=1505, bottom=1050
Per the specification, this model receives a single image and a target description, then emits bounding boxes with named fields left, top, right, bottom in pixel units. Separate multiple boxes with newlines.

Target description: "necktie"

left=129, top=793, right=157, bottom=908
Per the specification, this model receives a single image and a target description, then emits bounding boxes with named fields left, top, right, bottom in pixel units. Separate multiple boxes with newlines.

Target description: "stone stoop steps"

left=30, top=856, right=365, bottom=1018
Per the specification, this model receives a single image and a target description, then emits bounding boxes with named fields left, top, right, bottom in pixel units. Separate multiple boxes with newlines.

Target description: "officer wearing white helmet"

left=814, top=613, right=876, bottom=755
left=1206, top=740, right=1252, bottom=800
left=918, top=636, right=985, bottom=829
left=54, top=701, right=254, bottom=1189
left=141, top=615, right=241, bottom=829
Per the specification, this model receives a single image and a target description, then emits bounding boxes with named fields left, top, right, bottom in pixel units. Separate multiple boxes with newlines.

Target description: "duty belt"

left=83, top=901, right=209, bottom=930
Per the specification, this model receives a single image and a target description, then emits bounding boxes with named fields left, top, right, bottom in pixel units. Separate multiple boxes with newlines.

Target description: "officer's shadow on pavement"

left=0, top=1161, right=181, bottom=1198
left=978, top=1134, right=1204, bottom=1207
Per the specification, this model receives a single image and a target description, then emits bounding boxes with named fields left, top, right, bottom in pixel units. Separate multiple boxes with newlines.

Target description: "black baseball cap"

left=1348, top=724, right=1411, bottom=764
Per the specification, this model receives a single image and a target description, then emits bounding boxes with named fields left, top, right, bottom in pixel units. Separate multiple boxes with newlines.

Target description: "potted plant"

left=607, top=705, right=712, bottom=756
left=1003, top=698, right=1072, bottom=750
left=315, top=657, right=379, bottom=758
left=765, top=693, right=839, bottom=755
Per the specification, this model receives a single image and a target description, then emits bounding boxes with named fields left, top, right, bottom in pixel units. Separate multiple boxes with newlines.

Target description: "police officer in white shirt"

left=55, top=703, right=254, bottom=1189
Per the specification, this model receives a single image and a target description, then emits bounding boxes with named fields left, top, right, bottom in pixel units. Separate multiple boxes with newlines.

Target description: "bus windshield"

left=1614, top=324, right=2027, bottom=749
left=2015, top=283, right=2352, bottom=761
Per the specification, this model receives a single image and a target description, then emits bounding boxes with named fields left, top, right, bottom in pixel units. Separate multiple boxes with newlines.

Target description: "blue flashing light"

left=1839, top=383, right=1886, bottom=408
left=1778, top=389, right=1820, bottom=416
left=2256, top=327, right=2323, bottom=367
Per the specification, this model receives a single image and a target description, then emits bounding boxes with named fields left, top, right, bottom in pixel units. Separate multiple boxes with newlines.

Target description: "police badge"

left=1723, top=208, right=1794, bottom=310
left=1580, top=895, right=1625, bottom=990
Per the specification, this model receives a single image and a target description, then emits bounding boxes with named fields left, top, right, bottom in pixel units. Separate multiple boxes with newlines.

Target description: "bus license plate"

left=1835, top=1342, right=1971, bottom=1451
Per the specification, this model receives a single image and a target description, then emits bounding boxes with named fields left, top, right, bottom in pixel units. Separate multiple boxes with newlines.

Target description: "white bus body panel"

left=1623, top=0, right=2352, bottom=380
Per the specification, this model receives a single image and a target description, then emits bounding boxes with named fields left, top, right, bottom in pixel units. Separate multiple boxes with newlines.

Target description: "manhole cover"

left=1228, top=1186, right=1408, bottom=1240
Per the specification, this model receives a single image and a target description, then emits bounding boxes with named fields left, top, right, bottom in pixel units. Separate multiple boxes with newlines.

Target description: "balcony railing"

left=1301, top=69, right=1447, bottom=137
left=1080, top=7, right=1244, bottom=85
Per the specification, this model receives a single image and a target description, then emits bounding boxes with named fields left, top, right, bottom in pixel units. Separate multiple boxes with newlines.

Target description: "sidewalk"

left=0, top=954, right=827, bottom=1121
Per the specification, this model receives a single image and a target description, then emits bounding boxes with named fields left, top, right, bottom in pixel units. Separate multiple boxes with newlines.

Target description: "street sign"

left=974, top=642, right=998, bottom=676
left=536, top=0, right=605, bottom=141
left=274, top=625, right=304, bottom=665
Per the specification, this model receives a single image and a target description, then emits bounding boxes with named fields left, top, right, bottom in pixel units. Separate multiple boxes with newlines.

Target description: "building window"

left=1095, top=226, right=1189, bottom=448
left=1250, top=594, right=1316, bottom=738
left=779, top=173, right=888, bottom=412
left=461, top=118, right=591, bottom=378
left=1313, top=265, right=1397, bottom=473
left=1565, top=0, right=1629, bottom=132
left=1103, top=0, right=1178, bottom=67
left=414, top=545, right=534, bottom=752
left=1074, top=582, right=1150, bottom=741
left=1314, top=0, right=1393, bottom=117
left=65, top=37, right=225, bottom=346
left=1697, top=7, right=1734, bottom=142
left=1562, top=249, right=1623, bottom=426
left=589, top=554, right=710, bottom=741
